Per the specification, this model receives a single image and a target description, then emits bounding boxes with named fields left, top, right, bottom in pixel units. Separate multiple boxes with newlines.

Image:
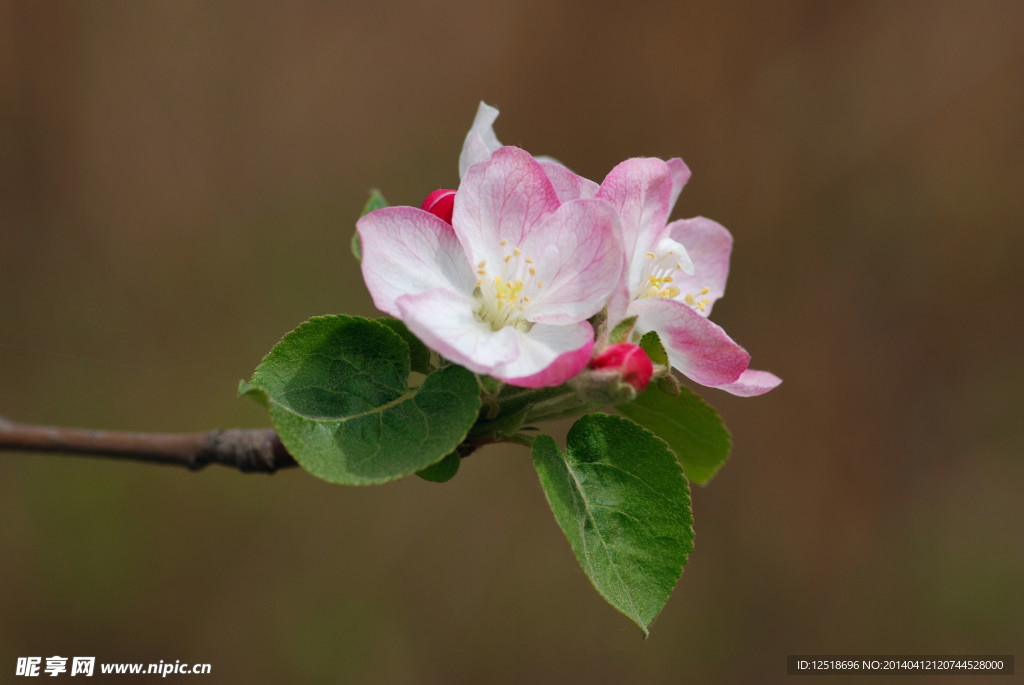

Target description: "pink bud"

left=421, top=189, right=456, bottom=224
left=588, top=343, right=653, bottom=393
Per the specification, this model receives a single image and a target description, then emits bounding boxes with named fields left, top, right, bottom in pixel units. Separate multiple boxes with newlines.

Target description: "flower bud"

left=588, top=342, right=653, bottom=393
left=421, top=188, right=456, bottom=224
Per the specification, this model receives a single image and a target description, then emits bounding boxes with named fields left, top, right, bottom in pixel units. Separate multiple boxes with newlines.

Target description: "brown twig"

left=0, top=414, right=297, bottom=473
left=0, top=414, right=506, bottom=475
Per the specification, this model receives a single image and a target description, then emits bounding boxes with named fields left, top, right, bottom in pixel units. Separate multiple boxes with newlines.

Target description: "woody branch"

left=0, top=415, right=497, bottom=474
left=0, top=414, right=297, bottom=473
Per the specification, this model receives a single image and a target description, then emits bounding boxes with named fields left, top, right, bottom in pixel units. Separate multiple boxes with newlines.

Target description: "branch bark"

left=0, top=414, right=297, bottom=473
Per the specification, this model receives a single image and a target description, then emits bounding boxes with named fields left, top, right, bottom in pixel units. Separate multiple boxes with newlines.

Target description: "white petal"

left=491, top=321, right=594, bottom=387
left=358, top=207, right=476, bottom=317
left=396, top=289, right=520, bottom=375
left=458, top=102, right=502, bottom=178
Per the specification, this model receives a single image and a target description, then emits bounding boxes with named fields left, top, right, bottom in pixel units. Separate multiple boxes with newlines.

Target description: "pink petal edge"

left=631, top=297, right=750, bottom=388
left=495, top=323, right=595, bottom=388
left=712, top=369, right=782, bottom=397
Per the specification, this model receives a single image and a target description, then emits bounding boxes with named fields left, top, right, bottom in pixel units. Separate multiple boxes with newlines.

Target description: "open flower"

left=597, top=158, right=781, bottom=397
left=358, top=146, right=622, bottom=388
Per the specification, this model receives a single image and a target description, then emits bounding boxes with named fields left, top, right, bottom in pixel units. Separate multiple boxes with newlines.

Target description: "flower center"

left=635, top=245, right=710, bottom=312
left=473, top=240, right=544, bottom=331
left=635, top=248, right=687, bottom=301
left=682, top=287, right=712, bottom=313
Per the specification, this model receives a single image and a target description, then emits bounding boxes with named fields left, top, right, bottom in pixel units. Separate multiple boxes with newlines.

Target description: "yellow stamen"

left=529, top=267, right=536, bottom=276
left=513, top=247, right=522, bottom=256
left=663, top=286, right=681, bottom=299
left=477, top=260, right=486, bottom=269
left=646, top=252, right=656, bottom=259
left=525, top=257, right=534, bottom=264
left=684, top=293, right=696, bottom=305
left=499, top=239, right=508, bottom=246
left=537, top=280, right=544, bottom=288
left=701, top=286, right=710, bottom=295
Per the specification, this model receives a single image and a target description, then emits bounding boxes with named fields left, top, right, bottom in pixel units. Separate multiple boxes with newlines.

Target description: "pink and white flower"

left=596, top=158, right=781, bottom=397
left=358, top=146, right=622, bottom=388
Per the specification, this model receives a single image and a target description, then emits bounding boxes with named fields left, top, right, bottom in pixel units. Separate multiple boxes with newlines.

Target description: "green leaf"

left=638, top=330, right=669, bottom=369
left=618, top=384, right=731, bottom=485
left=608, top=315, right=638, bottom=344
left=416, top=451, right=460, bottom=483
left=352, top=189, right=388, bottom=261
left=361, top=188, right=388, bottom=216
left=655, top=373, right=680, bottom=397
left=532, top=414, right=693, bottom=635
left=242, top=315, right=480, bottom=485
left=468, top=405, right=528, bottom=442
left=378, top=317, right=432, bottom=375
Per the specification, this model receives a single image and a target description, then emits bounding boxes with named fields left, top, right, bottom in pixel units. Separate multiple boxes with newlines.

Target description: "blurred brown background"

left=2, top=1, right=1022, bottom=683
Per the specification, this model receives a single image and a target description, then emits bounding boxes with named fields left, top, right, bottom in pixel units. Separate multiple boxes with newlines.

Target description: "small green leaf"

left=242, top=315, right=480, bottom=485
left=477, top=375, right=503, bottom=396
left=468, top=406, right=528, bottom=442
left=350, top=233, right=361, bottom=262
left=361, top=188, right=388, bottom=216
left=618, top=384, right=731, bottom=485
left=655, top=373, right=680, bottom=397
left=638, top=330, right=669, bottom=369
left=378, top=317, right=432, bottom=375
left=237, top=379, right=268, bottom=408
left=352, top=189, right=388, bottom=261
left=608, top=315, right=638, bottom=344
left=416, top=451, right=460, bottom=483
left=532, top=414, right=693, bottom=635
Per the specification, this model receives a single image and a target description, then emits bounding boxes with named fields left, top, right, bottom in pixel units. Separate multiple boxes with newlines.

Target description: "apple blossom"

left=358, top=146, right=623, bottom=388
left=454, top=102, right=778, bottom=396
left=597, top=158, right=781, bottom=397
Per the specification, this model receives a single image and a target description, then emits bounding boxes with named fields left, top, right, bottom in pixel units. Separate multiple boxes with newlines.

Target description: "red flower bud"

left=588, top=343, right=653, bottom=393
left=421, top=189, right=456, bottom=224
